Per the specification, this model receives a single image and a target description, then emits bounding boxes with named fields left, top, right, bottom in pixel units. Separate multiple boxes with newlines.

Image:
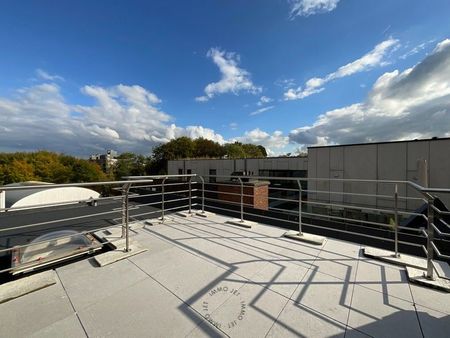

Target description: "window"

left=187, top=169, right=192, bottom=175
left=178, top=169, right=183, bottom=175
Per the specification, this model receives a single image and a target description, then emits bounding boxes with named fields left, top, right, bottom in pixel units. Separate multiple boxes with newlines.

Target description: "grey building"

left=168, top=137, right=450, bottom=210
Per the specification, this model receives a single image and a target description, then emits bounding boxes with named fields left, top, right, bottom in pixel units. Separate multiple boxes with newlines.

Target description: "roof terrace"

left=0, top=213, right=449, bottom=337
left=0, top=174, right=449, bottom=337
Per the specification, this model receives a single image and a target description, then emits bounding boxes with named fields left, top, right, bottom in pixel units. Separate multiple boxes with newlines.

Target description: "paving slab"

left=77, top=277, right=203, bottom=338
left=29, top=314, right=86, bottom=338
left=189, top=280, right=289, bottom=337
left=409, top=278, right=450, bottom=315
left=354, top=260, right=413, bottom=302
left=56, top=258, right=148, bottom=310
left=0, top=280, right=75, bottom=337
left=266, top=300, right=347, bottom=338
left=250, top=260, right=310, bottom=298
left=148, top=250, right=249, bottom=313
left=0, top=270, right=56, bottom=304
left=313, top=247, right=358, bottom=282
left=415, top=305, right=450, bottom=338
left=406, top=267, right=450, bottom=292
left=347, top=285, right=422, bottom=338
left=290, top=268, right=353, bottom=324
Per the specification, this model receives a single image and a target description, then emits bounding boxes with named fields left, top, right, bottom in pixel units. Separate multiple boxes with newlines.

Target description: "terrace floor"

left=1, top=213, right=449, bottom=337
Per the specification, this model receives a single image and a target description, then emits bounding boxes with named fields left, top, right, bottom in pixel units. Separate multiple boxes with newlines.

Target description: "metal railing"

left=194, top=174, right=450, bottom=281
left=1, top=173, right=449, bottom=281
left=0, top=174, right=196, bottom=275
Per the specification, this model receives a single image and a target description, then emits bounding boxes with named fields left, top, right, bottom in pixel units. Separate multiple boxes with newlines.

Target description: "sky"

left=0, top=0, right=449, bottom=157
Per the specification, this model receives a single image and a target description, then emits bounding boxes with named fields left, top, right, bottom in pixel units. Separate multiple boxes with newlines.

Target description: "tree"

left=2, top=159, right=36, bottom=183
left=193, top=138, right=225, bottom=158
left=114, top=153, right=148, bottom=180
left=224, top=143, right=246, bottom=158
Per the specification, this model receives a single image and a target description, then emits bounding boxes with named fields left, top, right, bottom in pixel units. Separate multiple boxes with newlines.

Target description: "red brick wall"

left=217, top=182, right=269, bottom=210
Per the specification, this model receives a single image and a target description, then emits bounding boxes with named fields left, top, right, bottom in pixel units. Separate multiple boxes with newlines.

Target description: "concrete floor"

left=1, top=213, right=449, bottom=337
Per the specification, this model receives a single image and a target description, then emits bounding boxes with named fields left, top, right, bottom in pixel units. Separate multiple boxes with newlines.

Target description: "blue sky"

left=1, top=0, right=450, bottom=156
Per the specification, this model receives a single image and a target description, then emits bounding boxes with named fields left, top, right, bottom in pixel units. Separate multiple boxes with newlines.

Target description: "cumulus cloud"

left=232, top=128, right=289, bottom=155
left=249, top=105, right=275, bottom=116
left=289, top=0, right=340, bottom=18
left=0, top=81, right=225, bottom=155
left=285, top=38, right=399, bottom=100
left=196, top=48, right=261, bottom=102
left=35, top=68, right=65, bottom=81
left=289, top=39, right=450, bottom=147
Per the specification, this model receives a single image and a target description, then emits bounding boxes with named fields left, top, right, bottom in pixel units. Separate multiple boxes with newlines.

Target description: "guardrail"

left=194, top=174, right=450, bottom=281
left=0, top=174, right=196, bottom=275
left=1, top=173, right=449, bottom=281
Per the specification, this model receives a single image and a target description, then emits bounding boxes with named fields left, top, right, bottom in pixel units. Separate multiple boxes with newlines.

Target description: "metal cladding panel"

left=430, top=140, right=450, bottom=207
left=288, top=158, right=298, bottom=170
left=235, top=159, right=245, bottom=171
left=276, top=160, right=289, bottom=170
left=330, top=147, right=344, bottom=171
left=263, top=159, right=273, bottom=170
left=344, top=145, right=377, bottom=179
left=316, top=148, right=330, bottom=202
left=246, top=159, right=259, bottom=175
left=407, top=141, right=430, bottom=171
left=307, top=149, right=318, bottom=201
left=167, top=160, right=184, bottom=175
left=377, top=143, right=407, bottom=209
left=343, top=145, right=377, bottom=207
left=430, top=140, right=450, bottom=188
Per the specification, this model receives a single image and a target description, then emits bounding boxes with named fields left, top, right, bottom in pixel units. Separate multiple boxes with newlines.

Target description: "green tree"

left=193, top=138, right=225, bottom=158
left=224, top=142, right=246, bottom=158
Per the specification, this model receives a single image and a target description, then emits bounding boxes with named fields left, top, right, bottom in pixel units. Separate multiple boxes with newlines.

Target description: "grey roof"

left=1, top=213, right=449, bottom=337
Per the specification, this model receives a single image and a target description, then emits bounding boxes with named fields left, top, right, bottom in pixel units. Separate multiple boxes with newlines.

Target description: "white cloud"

left=257, top=95, right=273, bottom=106
left=35, top=68, right=65, bottom=81
left=249, top=105, right=275, bottom=116
left=196, top=48, right=261, bottom=102
left=285, top=38, right=399, bottom=100
left=275, top=77, right=296, bottom=89
left=289, top=0, right=340, bottom=18
left=0, top=82, right=225, bottom=155
left=231, top=128, right=289, bottom=155
left=289, top=39, right=450, bottom=147
left=400, top=39, right=436, bottom=60
left=229, top=122, right=238, bottom=130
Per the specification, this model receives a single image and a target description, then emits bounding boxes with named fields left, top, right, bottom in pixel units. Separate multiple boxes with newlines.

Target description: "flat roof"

left=1, top=213, right=448, bottom=337
left=308, top=136, right=450, bottom=149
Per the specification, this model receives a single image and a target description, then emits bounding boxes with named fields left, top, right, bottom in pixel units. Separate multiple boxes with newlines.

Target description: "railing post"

left=122, top=183, right=131, bottom=252
left=426, top=196, right=435, bottom=279
left=161, top=177, right=167, bottom=223
left=121, top=186, right=126, bottom=239
left=188, top=176, right=192, bottom=214
left=199, top=176, right=205, bottom=214
left=238, top=177, right=244, bottom=223
left=394, top=184, right=399, bottom=258
left=297, top=179, right=303, bottom=235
